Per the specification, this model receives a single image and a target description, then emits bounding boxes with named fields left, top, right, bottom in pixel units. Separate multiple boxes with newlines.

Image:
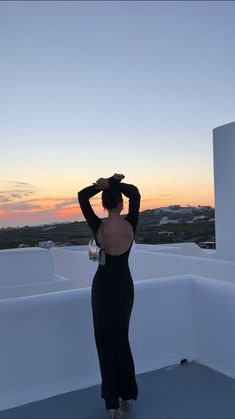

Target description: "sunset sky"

left=1, top=1, right=235, bottom=227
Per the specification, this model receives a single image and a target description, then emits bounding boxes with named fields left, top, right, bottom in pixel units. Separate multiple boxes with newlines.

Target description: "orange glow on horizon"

left=56, top=207, right=79, bottom=217
left=0, top=192, right=215, bottom=227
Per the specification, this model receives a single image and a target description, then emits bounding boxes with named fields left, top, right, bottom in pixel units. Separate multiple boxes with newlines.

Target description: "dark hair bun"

left=101, top=190, right=123, bottom=210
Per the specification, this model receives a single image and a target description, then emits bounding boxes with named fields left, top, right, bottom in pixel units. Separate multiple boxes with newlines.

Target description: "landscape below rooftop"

left=0, top=204, right=215, bottom=250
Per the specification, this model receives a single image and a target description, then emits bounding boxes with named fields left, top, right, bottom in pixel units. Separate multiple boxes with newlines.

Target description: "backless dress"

left=78, top=176, right=141, bottom=410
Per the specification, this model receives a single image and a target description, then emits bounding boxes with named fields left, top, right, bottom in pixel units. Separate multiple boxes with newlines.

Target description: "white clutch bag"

left=88, top=224, right=106, bottom=265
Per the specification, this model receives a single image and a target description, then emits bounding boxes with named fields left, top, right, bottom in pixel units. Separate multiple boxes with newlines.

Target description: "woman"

left=77, top=173, right=141, bottom=419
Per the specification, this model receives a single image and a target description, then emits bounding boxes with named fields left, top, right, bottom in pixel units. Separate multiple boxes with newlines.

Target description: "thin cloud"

left=0, top=196, right=80, bottom=221
left=54, top=198, right=77, bottom=208
left=0, top=182, right=101, bottom=225
left=11, top=193, right=23, bottom=198
left=0, top=196, right=12, bottom=203
left=0, top=180, right=40, bottom=203
left=0, top=189, right=35, bottom=194
left=5, top=180, right=33, bottom=187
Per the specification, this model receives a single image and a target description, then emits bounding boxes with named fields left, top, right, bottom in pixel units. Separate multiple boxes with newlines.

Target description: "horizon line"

left=0, top=203, right=215, bottom=230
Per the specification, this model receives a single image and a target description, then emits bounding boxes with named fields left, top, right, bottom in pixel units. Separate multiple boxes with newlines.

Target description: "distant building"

left=141, top=205, right=213, bottom=215
left=158, top=231, right=174, bottom=236
left=159, top=216, right=169, bottom=225
left=192, top=216, right=207, bottom=222
left=38, top=240, right=56, bottom=249
left=159, top=206, right=193, bottom=214
left=199, top=241, right=216, bottom=249
left=159, top=216, right=180, bottom=225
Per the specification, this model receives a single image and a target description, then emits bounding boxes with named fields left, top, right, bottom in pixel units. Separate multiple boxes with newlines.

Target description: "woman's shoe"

left=109, top=407, right=125, bottom=418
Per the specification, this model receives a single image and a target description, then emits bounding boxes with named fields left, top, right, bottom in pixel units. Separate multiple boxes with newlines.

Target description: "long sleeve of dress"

left=77, top=185, right=102, bottom=236
left=107, top=177, right=141, bottom=235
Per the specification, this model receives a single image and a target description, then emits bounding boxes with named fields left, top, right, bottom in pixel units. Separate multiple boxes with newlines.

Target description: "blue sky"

left=0, top=1, right=235, bottom=226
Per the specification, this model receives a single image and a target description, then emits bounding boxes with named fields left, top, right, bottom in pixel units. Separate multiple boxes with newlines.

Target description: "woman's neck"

left=106, top=212, right=121, bottom=222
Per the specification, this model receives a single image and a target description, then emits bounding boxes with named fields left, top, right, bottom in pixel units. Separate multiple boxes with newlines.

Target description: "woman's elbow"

left=134, top=186, right=141, bottom=198
left=77, top=191, right=83, bottom=202
left=77, top=188, right=85, bottom=197
left=136, top=189, right=141, bottom=203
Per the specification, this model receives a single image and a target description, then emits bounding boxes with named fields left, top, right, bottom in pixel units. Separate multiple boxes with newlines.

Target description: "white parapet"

left=0, top=248, right=74, bottom=299
left=213, top=121, right=235, bottom=261
left=2, top=273, right=235, bottom=410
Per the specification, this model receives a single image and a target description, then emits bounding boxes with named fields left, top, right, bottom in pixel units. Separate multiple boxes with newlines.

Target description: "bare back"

left=78, top=178, right=141, bottom=257
left=96, top=219, right=134, bottom=256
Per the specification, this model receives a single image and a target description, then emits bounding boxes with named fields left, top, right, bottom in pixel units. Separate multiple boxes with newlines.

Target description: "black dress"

left=78, top=176, right=140, bottom=410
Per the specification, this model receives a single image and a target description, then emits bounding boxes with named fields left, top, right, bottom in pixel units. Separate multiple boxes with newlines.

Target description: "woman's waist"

left=96, top=261, right=131, bottom=273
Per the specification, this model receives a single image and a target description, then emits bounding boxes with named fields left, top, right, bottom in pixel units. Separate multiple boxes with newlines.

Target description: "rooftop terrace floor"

left=1, top=361, right=235, bottom=419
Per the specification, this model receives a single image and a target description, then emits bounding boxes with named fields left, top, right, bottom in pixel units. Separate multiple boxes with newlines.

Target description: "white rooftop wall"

left=50, top=247, right=235, bottom=289
left=0, top=248, right=74, bottom=298
left=2, top=274, right=235, bottom=411
left=0, top=275, right=195, bottom=410
left=213, top=121, right=235, bottom=261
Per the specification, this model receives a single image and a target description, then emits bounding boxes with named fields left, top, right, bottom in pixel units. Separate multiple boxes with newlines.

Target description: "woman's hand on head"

left=93, top=174, right=124, bottom=189
left=93, top=178, right=109, bottom=190
left=113, top=173, right=125, bottom=181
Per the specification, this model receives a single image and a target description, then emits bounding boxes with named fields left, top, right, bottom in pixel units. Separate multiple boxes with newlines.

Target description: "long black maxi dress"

left=78, top=176, right=140, bottom=410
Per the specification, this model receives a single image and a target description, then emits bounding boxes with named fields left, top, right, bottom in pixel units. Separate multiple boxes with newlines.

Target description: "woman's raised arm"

left=107, top=176, right=141, bottom=235
left=77, top=185, right=102, bottom=235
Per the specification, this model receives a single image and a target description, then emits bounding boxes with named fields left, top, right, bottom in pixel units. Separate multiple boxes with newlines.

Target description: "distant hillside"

left=0, top=206, right=215, bottom=250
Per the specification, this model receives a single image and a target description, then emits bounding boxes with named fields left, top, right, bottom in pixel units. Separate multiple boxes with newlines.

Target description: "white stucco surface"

left=0, top=248, right=74, bottom=299
left=1, top=271, right=235, bottom=411
left=213, top=121, right=235, bottom=262
left=50, top=245, right=235, bottom=288
left=135, top=242, right=208, bottom=257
